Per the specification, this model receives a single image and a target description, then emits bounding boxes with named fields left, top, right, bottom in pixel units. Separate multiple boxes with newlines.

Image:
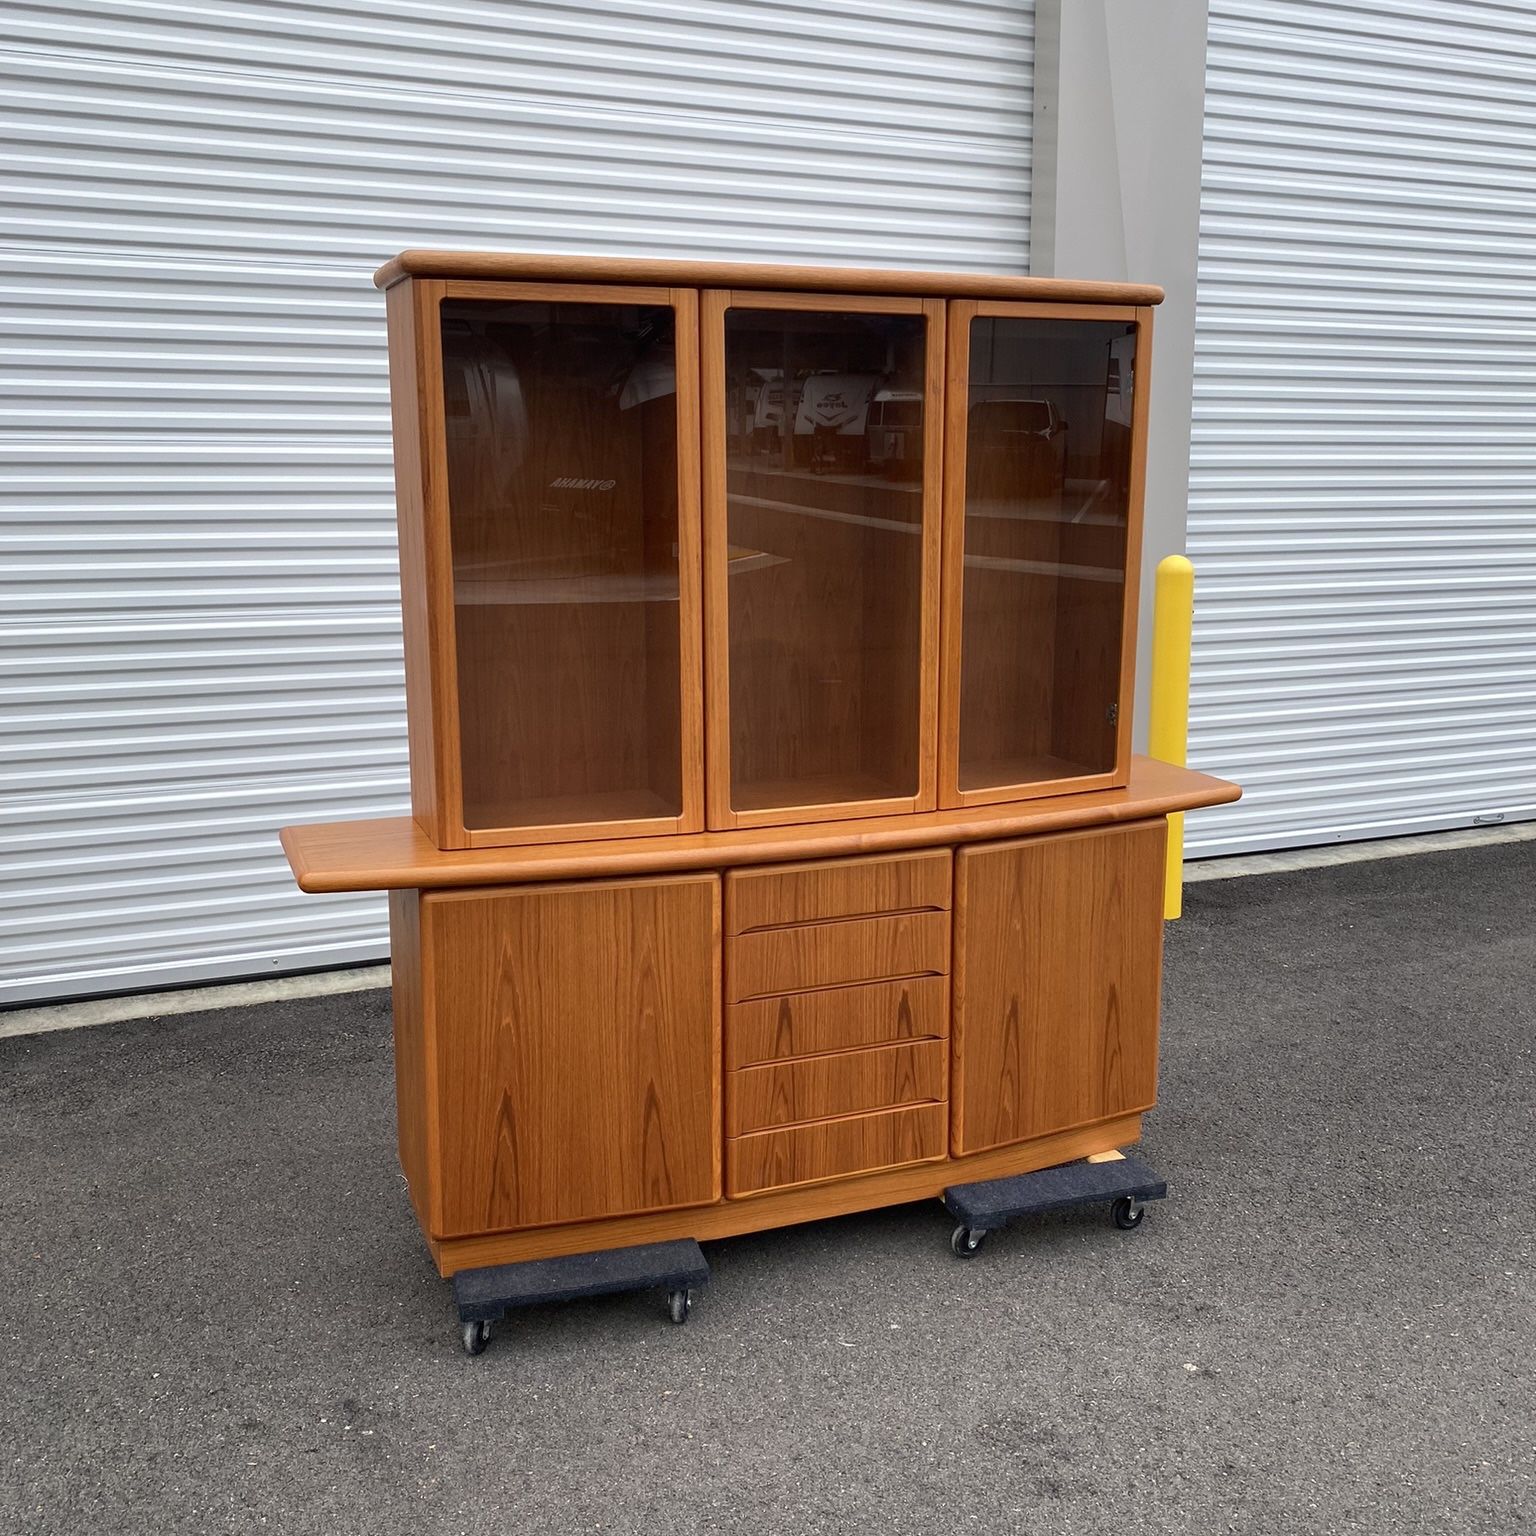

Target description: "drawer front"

left=727, top=1102, right=947, bottom=1196
left=727, top=910, right=949, bottom=1002
left=727, top=1039, right=946, bottom=1135
left=727, top=850, right=951, bottom=934
left=726, top=974, right=949, bottom=1067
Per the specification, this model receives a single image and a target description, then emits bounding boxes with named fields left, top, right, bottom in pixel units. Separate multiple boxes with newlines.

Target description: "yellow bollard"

left=1148, top=555, right=1195, bottom=920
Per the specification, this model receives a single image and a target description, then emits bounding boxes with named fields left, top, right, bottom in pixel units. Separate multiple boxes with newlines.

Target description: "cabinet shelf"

left=961, top=553, right=1124, bottom=584
left=956, top=754, right=1104, bottom=795
left=730, top=770, right=916, bottom=816
left=460, top=786, right=680, bottom=834
left=454, top=577, right=682, bottom=607
left=726, top=493, right=924, bottom=543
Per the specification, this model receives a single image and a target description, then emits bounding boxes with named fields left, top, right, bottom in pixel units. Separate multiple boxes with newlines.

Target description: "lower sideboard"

left=389, top=819, right=1167, bottom=1276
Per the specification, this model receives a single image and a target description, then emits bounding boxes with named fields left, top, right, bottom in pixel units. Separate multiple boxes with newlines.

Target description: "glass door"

left=701, top=292, right=944, bottom=829
left=434, top=282, right=702, bottom=845
left=939, top=302, right=1149, bottom=808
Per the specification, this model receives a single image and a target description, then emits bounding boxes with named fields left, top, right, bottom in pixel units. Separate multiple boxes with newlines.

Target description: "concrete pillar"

left=1029, top=0, right=1209, bottom=749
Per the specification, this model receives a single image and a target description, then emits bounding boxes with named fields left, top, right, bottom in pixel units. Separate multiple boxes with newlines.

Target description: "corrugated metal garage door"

left=0, top=1, right=1035, bottom=1005
left=1187, top=0, right=1536, bottom=855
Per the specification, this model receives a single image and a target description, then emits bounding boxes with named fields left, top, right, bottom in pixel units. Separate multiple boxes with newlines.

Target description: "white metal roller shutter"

left=1187, top=0, right=1536, bottom=856
left=0, top=1, right=1034, bottom=1005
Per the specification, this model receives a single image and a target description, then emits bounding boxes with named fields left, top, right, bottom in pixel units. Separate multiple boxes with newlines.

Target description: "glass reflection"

left=439, top=297, right=683, bottom=830
left=957, top=317, right=1136, bottom=791
left=722, top=307, right=929, bottom=812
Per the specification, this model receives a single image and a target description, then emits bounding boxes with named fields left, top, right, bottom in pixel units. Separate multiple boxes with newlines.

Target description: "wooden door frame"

left=401, top=277, right=706, bottom=848
left=700, top=288, right=946, bottom=831
left=937, top=300, right=1155, bottom=810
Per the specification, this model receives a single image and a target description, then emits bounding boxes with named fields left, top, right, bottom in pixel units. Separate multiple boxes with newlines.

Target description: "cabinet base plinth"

left=426, top=1112, right=1142, bottom=1276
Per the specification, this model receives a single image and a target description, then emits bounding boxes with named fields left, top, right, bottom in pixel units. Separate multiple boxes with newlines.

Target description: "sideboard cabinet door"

left=415, top=873, right=721, bottom=1238
left=951, top=822, right=1165, bottom=1155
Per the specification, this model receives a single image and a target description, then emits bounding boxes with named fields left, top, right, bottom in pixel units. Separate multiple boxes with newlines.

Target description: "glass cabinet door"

left=436, top=284, right=701, bottom=843
left=702, top=293, right=944, bottom=828
left=940, top=303, right=1147, bottom=807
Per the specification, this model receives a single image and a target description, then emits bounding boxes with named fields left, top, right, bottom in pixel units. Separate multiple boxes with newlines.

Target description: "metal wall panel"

left=0, top=1, right=1034, bottom=1004
left=1187, top=0, right=1536, bottom=855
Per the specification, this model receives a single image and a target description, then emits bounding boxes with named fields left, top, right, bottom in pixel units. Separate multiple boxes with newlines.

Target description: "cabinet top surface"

left=281, top=757, right=1237, bottom=893
left=373, top=250, right=1165, bottom=306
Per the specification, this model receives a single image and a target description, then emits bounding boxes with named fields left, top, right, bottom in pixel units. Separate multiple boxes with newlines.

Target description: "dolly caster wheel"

left=950, top=1224, right=987, bottom=1258
left=1112, top=1197, right=1146, bottom=1231
left=461, top=1319, right=492, bottom=1356
left=667, top=1288, right=693, bottom=1325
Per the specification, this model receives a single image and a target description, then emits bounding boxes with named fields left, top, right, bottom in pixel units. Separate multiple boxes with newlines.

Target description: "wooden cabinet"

left=280, top=252, right=1241, bottom=1279
left=951, top=822, right=1166, bottom=1155
left=384, top=266, right=1156, bottom=845
left=391, top=874, right=721, bottom=1237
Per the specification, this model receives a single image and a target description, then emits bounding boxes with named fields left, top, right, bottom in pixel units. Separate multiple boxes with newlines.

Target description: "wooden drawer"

left=727, top=1102, right=947, bottom=1196
left=726, top=974, right=949, bottom=1067
left=727, top=850, right=951, bottom=934
left=727, top=1039, right=945, bottom=1135
left=727, top=909, right=949, bottom=1002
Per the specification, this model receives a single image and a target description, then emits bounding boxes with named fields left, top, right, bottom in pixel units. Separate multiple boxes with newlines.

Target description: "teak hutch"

left=280, top=251, right=1240, bottom=1287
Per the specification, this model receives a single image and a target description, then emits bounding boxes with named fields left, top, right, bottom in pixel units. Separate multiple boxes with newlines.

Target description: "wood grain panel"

left=952, top=821, right=1165, bottom=1155
left=385, top=276, right=459, bottom=846
left=281, top=756, right=1241, bottom=893
left=375, top=251, right=1165, bottom=307
left=671, top=286, right=707, bottom=835
left=725, top=974, right=949, bottom=1067
left=727, top=1102, right=947, bottom=1195
left=727, top=910, right=949, bottom=1001
left=422, top=874, right=720, bottom=1236
left=726, top=1039, right=945, bottom=1134
left=700, top=286, right=733, bottom=830
left=387, top=888, right=437, bottom=1233
left=726, top=849, right=951, bottom=933
left=1115, top=307, right=1156, bottom=778
left=937, top=299, right=976, bottom=812
left=427, top=1111, right=1143, bottom=1273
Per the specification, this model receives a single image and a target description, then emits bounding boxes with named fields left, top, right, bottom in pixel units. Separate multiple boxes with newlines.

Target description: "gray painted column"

left=1029, top=0, right=1209, bottom=749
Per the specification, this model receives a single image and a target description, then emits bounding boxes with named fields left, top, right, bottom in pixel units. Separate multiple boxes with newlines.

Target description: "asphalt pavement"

left=1, top=841, right=1532, bottom=1535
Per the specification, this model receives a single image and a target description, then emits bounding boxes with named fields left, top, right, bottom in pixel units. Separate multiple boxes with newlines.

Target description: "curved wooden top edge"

left=372, top=250, right=1165, bottom=306
left=281, top=758, right=1237, bottom=894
